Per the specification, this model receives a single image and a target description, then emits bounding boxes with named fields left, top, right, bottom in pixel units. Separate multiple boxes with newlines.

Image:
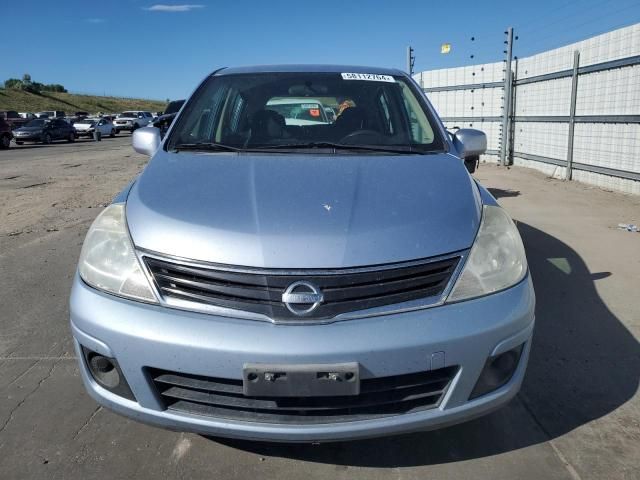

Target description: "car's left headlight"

left=78, top=204, right=158, bottom=303
left=447, top=205, right=527, bottom=303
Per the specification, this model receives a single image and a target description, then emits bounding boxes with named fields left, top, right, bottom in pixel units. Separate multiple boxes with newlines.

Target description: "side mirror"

left=452, top=129, right=486, bottom=174
left=453, top=128, right=487, bottom=158
left=132, top=126, right=161, bottom=156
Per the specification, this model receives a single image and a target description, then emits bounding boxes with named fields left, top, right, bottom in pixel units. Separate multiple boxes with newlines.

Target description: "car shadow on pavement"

left=9, top=143, right=72, bottom=150
left=9, top=138, right=119, bottom=150
left=488, top=187, right=521, bottom=199
left=211, top=222, right=640, bottom=467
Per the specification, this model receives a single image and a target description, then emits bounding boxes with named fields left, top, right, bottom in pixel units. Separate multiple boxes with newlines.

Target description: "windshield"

left=76, top=119, right=96, bottom=125
left=120, top=112, right=137, bottom=118
left=166, top=72, right=443, bottom=153
left=25, top=119, right=47, bottom=127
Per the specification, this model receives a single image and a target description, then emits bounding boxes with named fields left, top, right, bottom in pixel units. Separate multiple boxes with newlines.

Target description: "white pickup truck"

left=113, top=111, right=153, bottom=133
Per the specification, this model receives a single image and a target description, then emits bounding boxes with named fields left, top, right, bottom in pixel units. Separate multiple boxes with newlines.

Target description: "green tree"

left=3, top=74, right=67, bottom=94
left=4, top=78, right=22, bottom=89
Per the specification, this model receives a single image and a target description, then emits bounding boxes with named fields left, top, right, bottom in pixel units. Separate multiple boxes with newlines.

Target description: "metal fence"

left=416, top=23, right=640, bottom=194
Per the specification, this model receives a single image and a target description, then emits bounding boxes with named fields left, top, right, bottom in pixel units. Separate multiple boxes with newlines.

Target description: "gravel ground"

left=0, top=140, right=638, bottom=480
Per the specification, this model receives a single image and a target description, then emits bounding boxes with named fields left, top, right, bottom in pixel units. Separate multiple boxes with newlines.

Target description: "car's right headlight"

left=78, top=204, right=158, bottom=303
left=447, top=205, right=527, bottom=303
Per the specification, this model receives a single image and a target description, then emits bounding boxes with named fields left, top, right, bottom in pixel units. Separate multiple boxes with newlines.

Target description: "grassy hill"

left=0, top=88, right=166, bottom=114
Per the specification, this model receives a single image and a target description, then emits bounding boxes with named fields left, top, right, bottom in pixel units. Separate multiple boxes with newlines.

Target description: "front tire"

left=67, top=132, right=75, bottom=143
left=0, top=134, right=10, bottom=149
left=42, top=133, right=52, bottom=144
left=110, top=129, right=116, bottom=138
left=132, top=123, right=139, bottom=132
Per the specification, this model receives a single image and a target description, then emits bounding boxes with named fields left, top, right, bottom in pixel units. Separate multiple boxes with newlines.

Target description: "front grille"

left=151, top=366, right=457, bottom=424
left=144, top=254, right=460, bottom=321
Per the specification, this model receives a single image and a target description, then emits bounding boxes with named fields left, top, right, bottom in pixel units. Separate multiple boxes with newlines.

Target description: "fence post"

left=566, top=50, right=580, bottom=180
left=508, top=56, right=518, bottom=165
left=500, top=27, right=514, bottom=166
left=407, top=46, right=415, bottom=76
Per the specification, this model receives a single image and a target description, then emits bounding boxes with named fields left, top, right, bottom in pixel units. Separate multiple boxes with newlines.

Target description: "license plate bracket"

left=243, top=363, right=360, bottom=397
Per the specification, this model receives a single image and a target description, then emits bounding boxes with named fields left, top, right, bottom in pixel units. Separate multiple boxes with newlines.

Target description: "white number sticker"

left=341, top=73, right=396, bottom=82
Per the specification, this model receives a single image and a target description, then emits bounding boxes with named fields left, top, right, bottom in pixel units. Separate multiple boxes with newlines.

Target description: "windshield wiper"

left=171, top=142, right=243, bottom=152
left=249, top=142, right=423, bottom=154
left=172, top=141, right=427, bottom=155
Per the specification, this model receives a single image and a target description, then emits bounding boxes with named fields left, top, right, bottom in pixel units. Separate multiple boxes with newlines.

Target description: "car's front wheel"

left=110, top=129, right=116, bottom=138
left=0, top=134, right=11, bottom=149
left=42, top=133, right=52, bottom=144
left=132, top=123, right=139, bottom=132
left=67, top=132, right=75, bottom=143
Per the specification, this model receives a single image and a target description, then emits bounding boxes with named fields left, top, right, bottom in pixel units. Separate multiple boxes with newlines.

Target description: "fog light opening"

left=82, top=347, right=136, bottom=401
left=470, top=343, right=524, bottom=400
left=90, top=354, right=115, bottom=374
left=88, top=353, right=119, bottom=388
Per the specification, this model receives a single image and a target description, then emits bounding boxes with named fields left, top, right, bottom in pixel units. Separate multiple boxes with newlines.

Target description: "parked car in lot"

left=113, top=111, right=153, bottom=133
left=73, top=117, right=116, bottom=139
left=0, top=117, right=13, bottom=149
left=151, top=99, right=185, bottom=137
left=13, top=118, right=76, bottom=144
left=0, top=110, right=30, bottom=130
left=71, top=65, right=534, bottom=442
left=36, top=110, right=66, bottom=119
left=266, top=97, right=331, bottom=125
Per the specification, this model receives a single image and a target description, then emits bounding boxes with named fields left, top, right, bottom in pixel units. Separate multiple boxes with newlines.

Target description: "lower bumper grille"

left=150, top=366, right=457, bottom=424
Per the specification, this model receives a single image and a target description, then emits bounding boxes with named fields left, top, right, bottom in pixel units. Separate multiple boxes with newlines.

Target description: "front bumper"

left=70, top=273, right=535, bottom=442
left=14, top=133, right=42, bottom=142
left=114, top=123, right=133, bottom=131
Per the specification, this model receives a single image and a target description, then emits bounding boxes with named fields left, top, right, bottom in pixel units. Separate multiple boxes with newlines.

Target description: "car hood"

left=15, top=127, right=43, bottom=133
left=126, top=151, right=481, bottom=268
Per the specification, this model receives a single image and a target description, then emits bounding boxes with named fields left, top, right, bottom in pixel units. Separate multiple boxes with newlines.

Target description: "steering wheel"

left=339, top=129, right=381, bottom=145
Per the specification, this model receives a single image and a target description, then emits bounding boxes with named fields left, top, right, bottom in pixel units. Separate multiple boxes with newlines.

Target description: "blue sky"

left=5, top=0, right=640, bottom=100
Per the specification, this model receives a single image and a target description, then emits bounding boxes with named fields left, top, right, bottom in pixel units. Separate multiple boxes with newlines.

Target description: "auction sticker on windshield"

left=341, top=73, right=395, bottom=82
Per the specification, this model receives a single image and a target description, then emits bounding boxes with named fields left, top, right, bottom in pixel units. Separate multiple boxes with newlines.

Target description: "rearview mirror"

left=132, top=127, right=161, bottom=156
left=453, top=128, right=487, bottom=158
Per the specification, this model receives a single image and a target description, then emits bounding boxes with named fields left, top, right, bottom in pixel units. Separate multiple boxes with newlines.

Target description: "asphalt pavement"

left=1, top=137, right=638, bottom=479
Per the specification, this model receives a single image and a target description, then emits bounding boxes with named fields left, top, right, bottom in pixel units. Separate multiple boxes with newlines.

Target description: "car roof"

left=214, top=64, right=406, bottom=77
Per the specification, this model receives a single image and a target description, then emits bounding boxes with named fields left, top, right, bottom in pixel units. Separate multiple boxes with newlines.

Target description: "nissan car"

left=70, top=65, right=535, bottom=442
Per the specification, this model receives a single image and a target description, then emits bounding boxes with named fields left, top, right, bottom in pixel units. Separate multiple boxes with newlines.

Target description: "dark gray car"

left=13, top=118, right=76, bottom=144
